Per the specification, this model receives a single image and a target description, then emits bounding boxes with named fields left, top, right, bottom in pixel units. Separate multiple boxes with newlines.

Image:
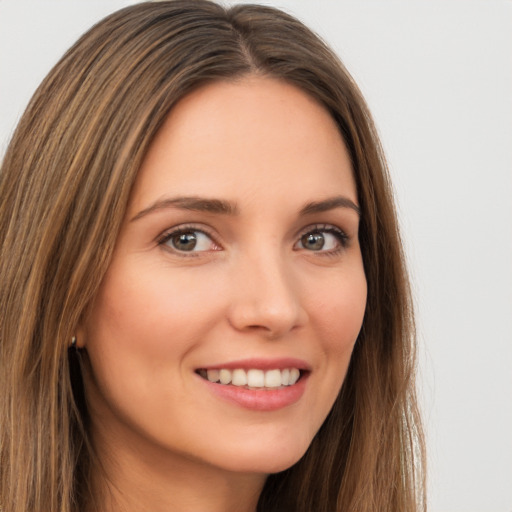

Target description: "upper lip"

left=197, top=357, right=311, bottom=372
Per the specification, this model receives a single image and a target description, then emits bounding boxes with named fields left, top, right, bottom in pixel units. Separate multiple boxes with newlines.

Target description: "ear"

left=73, top=323, right=87, bottom=349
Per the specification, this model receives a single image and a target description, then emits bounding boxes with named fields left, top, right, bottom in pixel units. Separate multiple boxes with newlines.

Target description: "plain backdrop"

left=1, top=1, right=511, bottom=511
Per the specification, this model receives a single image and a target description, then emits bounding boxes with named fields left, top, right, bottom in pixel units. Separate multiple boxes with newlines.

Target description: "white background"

left=1, top=1, right=511, bottom=511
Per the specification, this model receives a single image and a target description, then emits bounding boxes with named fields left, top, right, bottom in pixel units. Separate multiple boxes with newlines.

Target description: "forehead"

left=129, top=77, right=356, bottom=215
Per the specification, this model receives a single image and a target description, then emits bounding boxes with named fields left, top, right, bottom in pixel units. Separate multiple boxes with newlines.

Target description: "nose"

left=227, top=250, right=307, bottom=339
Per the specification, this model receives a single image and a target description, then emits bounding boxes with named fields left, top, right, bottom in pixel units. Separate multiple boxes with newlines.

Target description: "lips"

left=195, top=358, right=310, bottom=411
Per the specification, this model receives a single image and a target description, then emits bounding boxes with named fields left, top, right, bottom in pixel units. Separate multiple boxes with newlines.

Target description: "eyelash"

left=157, top=223, right=349, bottom=256
left=157, top=224, right=219, bottom=256
left=295, top=224, right=349, bottom=256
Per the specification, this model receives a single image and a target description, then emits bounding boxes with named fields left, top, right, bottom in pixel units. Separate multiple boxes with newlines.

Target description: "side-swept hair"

left=0, top=1, right=425, bottom=511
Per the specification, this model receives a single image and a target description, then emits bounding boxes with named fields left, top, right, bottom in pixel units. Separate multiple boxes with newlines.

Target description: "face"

left=81, top=77, right=367, bottom=477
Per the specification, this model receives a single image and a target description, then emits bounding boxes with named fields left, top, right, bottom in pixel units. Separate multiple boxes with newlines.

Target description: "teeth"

left=219, top=369, right=232, bottom=385
left=265, top=369, right=282, bottom=388
left=202, top=368, right=302, bottom=388
left=206, top=369, right=219, bottom=382
left=289, top=368, right=300, bottom=385
left=232, top=369, right=247, bottom=386
left=247, top=369, right=265, bottom=387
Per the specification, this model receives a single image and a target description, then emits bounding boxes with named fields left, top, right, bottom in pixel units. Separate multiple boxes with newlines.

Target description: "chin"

left=208, top=436, right=311, bottom=475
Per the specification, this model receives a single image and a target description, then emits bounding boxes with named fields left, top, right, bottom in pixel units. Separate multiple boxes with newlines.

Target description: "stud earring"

left=70, top=336, right=77, bottom=348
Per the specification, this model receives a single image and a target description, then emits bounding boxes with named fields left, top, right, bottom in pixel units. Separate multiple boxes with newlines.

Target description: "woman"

left=0, top=1, right=425, bottom=511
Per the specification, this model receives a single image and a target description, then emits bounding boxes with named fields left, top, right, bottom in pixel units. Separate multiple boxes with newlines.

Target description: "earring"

left=70, top=336, right=77, bottom=348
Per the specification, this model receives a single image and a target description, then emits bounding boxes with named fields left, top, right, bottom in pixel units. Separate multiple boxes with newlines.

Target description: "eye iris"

left=172, top=232, right=197, bottom=251
left=302, top=232, right=325, bottom=251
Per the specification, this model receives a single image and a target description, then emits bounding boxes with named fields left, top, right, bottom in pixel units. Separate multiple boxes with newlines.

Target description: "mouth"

left=196, top=367, right=305, bottom=390
left=195, top=360, right=310, bottom=411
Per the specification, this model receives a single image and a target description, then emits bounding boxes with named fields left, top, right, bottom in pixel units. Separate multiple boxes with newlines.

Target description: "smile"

left=197, top=368, right=302, bottom=389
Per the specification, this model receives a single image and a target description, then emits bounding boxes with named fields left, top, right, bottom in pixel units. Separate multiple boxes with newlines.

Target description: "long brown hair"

left=0, top=1, right=425, bottom=511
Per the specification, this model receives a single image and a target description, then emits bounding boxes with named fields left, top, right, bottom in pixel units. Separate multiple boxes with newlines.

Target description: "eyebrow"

left=131, top=194, right=360, bottom=222
left=299, top=196, right=361, bottom=217
left=131, top=196, right=239, bottom=221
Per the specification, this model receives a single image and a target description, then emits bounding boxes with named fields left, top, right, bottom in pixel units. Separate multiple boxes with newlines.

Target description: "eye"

left=295, top=225, right=348, bottom=253
left=159, top=228, right=218, bottom=253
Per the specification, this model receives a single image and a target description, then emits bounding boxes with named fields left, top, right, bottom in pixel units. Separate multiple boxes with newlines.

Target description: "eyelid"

left=157, top=223, right=221, bottom=254
left=294, top=223, right=349, bottom=252
left=155, top=222, right=349, bottom=256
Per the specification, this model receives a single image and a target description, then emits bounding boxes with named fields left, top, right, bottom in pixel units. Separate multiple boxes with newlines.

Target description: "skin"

left=80, top=76, right=367, bottom=512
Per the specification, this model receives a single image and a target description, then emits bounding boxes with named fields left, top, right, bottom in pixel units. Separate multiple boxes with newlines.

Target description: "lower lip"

left=200, top=374, right=308, bottom=412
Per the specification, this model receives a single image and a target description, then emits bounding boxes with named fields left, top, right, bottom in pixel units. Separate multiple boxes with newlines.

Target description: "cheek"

left=310, top=266, right=367, bottom=349
left=306, top=265, right=367, bottom=397
left=81, top=261, right=225, bottom=429
left=85, top=261, right=223, bottom=360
